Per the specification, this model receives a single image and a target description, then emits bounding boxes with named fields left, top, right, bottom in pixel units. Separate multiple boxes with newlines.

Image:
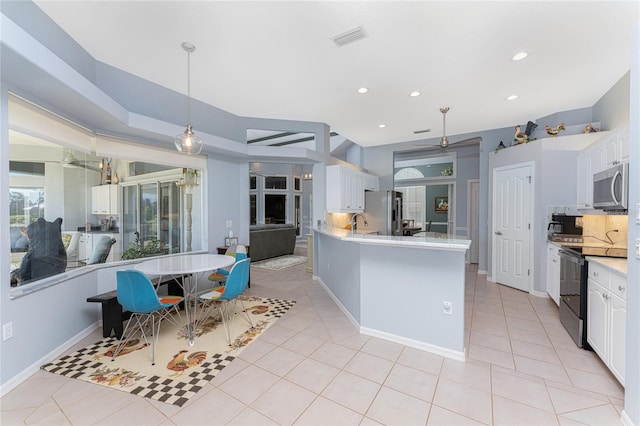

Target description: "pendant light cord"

left=186, top=48, right=191, bottom=127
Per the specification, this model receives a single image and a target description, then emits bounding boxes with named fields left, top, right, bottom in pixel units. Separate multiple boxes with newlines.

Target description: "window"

left=250, top=194, right=257, bottom=225
left=264, top=194, right=286, bottom=224
left=294, top=176, right=301, bottom=191
left=264, top=176, right=287, bottom=190
left=250, top=175, right=257, bottom=190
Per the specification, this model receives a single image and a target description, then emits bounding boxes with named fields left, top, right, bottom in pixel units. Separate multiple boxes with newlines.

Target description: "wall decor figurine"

left=582, top=123, right=600, bottom=133
left=525, top=121, right=538, bottom=136
left=514, top=125, right=528, bottom=144
left=545, top=123, right=566, bottom=137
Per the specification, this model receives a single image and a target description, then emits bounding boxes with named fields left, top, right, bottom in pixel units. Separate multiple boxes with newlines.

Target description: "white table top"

left=135, top=253, right=234, bottom=276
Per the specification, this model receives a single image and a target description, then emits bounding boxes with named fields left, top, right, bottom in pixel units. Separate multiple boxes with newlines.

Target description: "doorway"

left=492, top=162, right=533, bottom=292
left=397, top=182, right=455, bottom=234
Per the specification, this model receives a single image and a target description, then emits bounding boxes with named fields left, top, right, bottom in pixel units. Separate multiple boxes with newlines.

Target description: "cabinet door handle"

left=603, top=293, right=609, bottom=300
left=593, top=271, right=599, bottom=277
left=552, top=259, right=557, bottom=263
left=618, top=285, right=626, bottom=292
left=495, top=231, right=503, bottom=235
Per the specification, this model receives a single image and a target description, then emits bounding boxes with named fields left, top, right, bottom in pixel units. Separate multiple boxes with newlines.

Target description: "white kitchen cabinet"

left=586, top=261, right=626, bottom=386
left=577, top=126, right=629, bottom=211
left=546, top=243, right=561, bottom=305
left=78, top=232, right=92, bottom=262
left=576, top=152, right=593, bottom=209
left=326, top=165, right=377, bottom=213
left=91, top=185, right=119, bottom=215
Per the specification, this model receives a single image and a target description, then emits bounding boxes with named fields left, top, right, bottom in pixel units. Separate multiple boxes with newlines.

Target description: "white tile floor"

left=0, top=246, right=625, bottom=425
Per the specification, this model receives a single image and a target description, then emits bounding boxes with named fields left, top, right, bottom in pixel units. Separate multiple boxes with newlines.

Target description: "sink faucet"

left=350, top=213, right=368, bottom=232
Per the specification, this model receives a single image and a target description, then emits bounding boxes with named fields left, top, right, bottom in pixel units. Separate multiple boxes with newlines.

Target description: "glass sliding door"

left=159, top=182, right=181, bottom=253
left=123, top=179, right=184, bottom=255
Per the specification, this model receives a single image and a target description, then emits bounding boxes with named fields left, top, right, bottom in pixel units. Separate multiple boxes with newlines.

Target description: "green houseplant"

left=121, top=231, right=167, bottom=260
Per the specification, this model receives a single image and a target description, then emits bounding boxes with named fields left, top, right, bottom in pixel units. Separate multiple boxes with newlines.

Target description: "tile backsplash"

left=580, top=214, right=628, bottom=247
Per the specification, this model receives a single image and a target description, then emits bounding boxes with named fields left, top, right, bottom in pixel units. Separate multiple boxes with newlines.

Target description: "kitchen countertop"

left=586, top=256, right=628, bottom=276
left=315, top=227, right=470, bottom=252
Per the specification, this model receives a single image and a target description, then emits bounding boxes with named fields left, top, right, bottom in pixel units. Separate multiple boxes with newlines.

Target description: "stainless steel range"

left=559, top=245, right=627, bottom=349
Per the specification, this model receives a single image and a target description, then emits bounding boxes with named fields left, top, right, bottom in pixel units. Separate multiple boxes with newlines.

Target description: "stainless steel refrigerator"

left=364, top=191, right=403, bottom=236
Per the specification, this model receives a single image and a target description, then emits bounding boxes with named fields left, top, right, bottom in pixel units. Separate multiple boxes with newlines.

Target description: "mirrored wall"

left=8, top=95, right=204, bottom=289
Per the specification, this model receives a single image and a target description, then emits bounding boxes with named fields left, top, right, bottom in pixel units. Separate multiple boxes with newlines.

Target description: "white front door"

left=493, top=163, right=532, bottom=292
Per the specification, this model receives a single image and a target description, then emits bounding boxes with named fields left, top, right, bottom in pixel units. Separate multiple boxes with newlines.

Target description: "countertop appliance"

left=593, top=163, right=628, bottom=210
left=558, top=245, right=627, bottom=349
left=364, top=190, right=403, bottom=236
left=548, top=214, right=582, bottom=241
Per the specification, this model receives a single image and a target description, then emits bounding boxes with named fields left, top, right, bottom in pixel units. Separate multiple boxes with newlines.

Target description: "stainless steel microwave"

left=593, top=163, right=628, bottom=210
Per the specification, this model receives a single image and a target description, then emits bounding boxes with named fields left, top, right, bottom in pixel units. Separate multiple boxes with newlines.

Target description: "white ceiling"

left=34, top=1, right=639, bottom=148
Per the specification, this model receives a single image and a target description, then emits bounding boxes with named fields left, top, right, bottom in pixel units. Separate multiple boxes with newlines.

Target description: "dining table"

left=135, top=253, right=235, bottom=345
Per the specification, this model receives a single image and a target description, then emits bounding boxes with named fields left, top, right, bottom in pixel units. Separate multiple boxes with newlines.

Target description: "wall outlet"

left=443, top=301, right=453, bottom=315
left=3, top=322, right=13, bottom=341
left=225, top=220, right=233, bottom=228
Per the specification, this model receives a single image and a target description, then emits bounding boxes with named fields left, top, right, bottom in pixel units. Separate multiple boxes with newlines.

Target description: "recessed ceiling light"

left=409, top=91, right=421, bottom=97
left=506, top=95, right=519, bottom=101
left=512, top=52, right=528, bottom=61
left=378, top=124, right=386, bottom=128
left=358, top=87, right=368, bottom=94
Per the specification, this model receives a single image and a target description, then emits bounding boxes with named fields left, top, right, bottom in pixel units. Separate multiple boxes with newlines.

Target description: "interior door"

left=493, top=163, right=532, bottom=292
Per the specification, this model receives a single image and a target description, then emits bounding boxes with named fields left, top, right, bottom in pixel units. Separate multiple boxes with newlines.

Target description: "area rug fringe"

left=41, top=296, right=295, bottom=406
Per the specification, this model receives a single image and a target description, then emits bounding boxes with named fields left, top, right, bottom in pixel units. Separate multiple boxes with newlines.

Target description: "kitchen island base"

left=314, top=228, right=470, bottom=360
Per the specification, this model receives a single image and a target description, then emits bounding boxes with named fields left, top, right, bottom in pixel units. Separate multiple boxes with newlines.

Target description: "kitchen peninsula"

left=314, top=227, right=471, bottom=360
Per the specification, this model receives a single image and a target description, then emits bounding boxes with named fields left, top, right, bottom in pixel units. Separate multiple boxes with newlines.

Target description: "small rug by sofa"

left=252, top=255, right=307, bottom=270
left=42, top=296, right=295, bottom=407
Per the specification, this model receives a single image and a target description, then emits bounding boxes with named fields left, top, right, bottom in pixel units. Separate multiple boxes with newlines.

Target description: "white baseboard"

left=317, top=278, right=466, bottom=362
left=360, top=326, right=466, bottom=362
left=477, top=269, right=487, bottom=275
left=0, top=323, right=99, bottom=398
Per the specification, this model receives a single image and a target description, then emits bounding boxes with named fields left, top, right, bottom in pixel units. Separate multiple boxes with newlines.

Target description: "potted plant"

left=121, top=231, right=167, bottom=260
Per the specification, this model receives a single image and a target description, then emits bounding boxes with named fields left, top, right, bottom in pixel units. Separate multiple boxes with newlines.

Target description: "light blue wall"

left=623, top=22, right=639, bottom=426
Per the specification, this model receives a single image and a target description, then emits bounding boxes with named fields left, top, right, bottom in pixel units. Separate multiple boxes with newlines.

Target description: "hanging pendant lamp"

left=175, top=42, right=203, bottom=155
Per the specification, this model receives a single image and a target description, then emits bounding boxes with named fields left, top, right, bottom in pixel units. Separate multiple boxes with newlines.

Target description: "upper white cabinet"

left=326, top=165, right=378, bottom=213
left=91, top=185, right=119, bottom=215
left=577, top=126, right=629, bottom=210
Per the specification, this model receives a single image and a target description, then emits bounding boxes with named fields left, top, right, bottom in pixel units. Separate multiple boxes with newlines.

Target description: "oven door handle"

left=559, top=249, right=584, bottom=265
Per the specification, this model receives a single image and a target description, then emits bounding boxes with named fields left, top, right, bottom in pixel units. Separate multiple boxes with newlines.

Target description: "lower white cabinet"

left=546, top=243, right=560, bottom=305
left=586, top=261, right=626, bottom=386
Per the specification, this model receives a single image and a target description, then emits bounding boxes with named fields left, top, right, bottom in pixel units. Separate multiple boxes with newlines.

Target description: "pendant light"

left=175, top=42, right=203, bottom=155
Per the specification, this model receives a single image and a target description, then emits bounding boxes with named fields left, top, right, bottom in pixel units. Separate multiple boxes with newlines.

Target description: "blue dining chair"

left=208, top=244, right=247, bottom=284
left=198, top=258, right=252, bottom=344
left=112, top=270, right=183, bottom=365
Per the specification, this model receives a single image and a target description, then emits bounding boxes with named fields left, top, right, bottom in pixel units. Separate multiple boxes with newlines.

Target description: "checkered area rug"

left=42, top=296, right=295, bottom=407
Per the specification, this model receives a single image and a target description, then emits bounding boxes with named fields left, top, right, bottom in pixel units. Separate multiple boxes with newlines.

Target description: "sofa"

left=249, top=224, right=296, bottom=262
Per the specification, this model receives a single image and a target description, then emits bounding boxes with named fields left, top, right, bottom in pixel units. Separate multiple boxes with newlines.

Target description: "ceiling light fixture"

left=175, top=42, right=203, bottom=155
left=512, top=51, right=528, bottom=61
left=409, top=91, right=421, bottom=97
left=506, top=95, right=519, bottom=101
left=378, top=124, right=386, bottom=128
left=358, top=87, right=368, bottom=94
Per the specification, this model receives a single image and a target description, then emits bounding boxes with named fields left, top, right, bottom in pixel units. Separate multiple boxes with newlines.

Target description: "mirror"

left=8, top=98, right=204, bottom=289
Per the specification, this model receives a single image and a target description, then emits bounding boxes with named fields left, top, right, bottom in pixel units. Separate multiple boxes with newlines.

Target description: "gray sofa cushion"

left=249, top=224, right=296, bottom=262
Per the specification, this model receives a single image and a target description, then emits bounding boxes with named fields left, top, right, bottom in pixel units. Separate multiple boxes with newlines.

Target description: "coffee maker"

left=548, top=214, right=583, bottom=242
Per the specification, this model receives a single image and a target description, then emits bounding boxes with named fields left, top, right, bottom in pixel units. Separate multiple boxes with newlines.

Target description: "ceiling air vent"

left=331, top=26, right=367, bottom=47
